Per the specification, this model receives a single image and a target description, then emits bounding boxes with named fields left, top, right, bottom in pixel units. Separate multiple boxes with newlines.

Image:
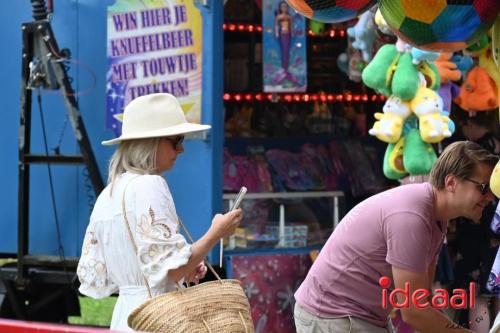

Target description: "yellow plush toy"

left=479, top=47, right=500, bottom=89
left=410, top=85, right=452, bottom=143
left=491, top=162, right=500, bottom=197
left=489, top=17, right=500, bottom=198
left=374, top=8, right=393, bottom=36
left=369, top=95, right=412, bottom=143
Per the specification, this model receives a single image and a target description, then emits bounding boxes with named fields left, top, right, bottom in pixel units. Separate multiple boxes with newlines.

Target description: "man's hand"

left=392, top=266, right=473, bottom=333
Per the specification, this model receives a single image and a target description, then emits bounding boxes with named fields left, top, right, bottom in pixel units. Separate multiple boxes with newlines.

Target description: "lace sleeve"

left=77, top=224, right=118, bottom=299
left=133, top=175, right=192, bottom=286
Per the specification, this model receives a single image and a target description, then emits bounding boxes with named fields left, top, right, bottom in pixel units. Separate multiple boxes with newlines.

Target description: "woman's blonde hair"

left=429, top=141, right=498, bottom=189
left=107, top=138, right=162, bottom=192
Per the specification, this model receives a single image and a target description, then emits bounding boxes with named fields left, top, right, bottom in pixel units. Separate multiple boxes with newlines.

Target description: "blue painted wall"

left=0, top=1, right=223, bottom=262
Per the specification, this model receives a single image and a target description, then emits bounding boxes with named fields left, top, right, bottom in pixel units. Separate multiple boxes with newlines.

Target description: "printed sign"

left=106, top=0, right=202, bottom=136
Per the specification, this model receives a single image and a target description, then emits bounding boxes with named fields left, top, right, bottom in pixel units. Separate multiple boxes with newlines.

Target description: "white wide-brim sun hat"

left=102, top=93, right=211, bottom=145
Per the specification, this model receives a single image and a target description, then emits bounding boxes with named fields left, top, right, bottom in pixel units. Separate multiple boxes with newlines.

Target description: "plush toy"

left=369, top=96, right=412, bottom=143
left=436, top=52, right=461, bottom=83
left=411, top=47, right=440, bottom=65
left=362, top=40, right=438, bottom=101
left=450, top=53, right=474, bottom=79
left=490, top=18, right=500, bottom=197
left=491, top=162, right=500, bottom=197
left=347, top=10, right=376, bottom=62
left=362, top=44, right=399, bottom=96
left=395, top=38, right=412, bottom=53
left=494, top=16, right=500, bottom=67
left=337, top=52, right=349, bottom=74
left=479, top=46, right=500, bottom=89
left=435, top=52, right=461, bottom=122
left=382, top=127, right=438, bottom=179
left=410, top=85, right=452, bottom=143
left=417, top=61, right=440, bottom=91
left=454, top=66, right=499, bottom=112
left=374, top=8, right=396, bottom=36
left=374, top=8, right=393, bottom=36
left=403, top=128, right=437, bottom=175
left=363, top=34, right=458, bottom=182
left=347, top=47, right=366, bottom=82
left=383, top=137, right=407, bottom=179
left=392, top=52, right=420, bottom=100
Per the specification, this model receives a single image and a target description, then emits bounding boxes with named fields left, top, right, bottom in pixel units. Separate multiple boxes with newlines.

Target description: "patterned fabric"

left=487, top=202, right=500, bottom=296
left=77, top=172, right=192, bottom=331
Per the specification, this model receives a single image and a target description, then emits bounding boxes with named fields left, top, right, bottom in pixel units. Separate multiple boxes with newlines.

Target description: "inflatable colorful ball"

left=286, top=0, right=377, bottom=23
left=379, top=0, right=500, bottom=52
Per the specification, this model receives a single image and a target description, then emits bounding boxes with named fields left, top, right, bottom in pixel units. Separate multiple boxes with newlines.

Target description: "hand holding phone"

left=231, top=186, right=247, bottom=211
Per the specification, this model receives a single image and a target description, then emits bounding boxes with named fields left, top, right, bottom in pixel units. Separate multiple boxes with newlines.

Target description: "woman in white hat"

left=76, top=93, right=243, bottom=331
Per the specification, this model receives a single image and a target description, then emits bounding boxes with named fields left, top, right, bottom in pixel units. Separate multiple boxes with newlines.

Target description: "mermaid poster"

left=263, top=0, right=307, bottom=92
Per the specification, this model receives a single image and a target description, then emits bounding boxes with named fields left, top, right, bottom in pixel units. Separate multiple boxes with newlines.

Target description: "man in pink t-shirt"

left=295, top=141, right=498, bottom=333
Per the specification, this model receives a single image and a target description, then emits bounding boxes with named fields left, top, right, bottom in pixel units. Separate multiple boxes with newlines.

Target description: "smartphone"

left=221, top=186, right=247, bottom=268
left=231, top=186, right=247, bottom=211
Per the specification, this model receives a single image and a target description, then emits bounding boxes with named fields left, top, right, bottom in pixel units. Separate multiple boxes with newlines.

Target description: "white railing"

left=222, top=191, right=344, bottom=251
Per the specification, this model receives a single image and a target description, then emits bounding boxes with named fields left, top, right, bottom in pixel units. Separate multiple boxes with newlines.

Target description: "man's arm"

left=392, top=266, right=473, bottom=333
left=428, top=261, right=437, bottom=293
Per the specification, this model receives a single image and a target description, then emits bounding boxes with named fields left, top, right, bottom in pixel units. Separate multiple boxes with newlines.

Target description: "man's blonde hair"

left=107, top=138, right=162, bottom=192
left=429, top=141, right=498, bottom=189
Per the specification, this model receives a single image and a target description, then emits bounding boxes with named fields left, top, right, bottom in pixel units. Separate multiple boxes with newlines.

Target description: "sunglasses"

left=464, top=177, right=491, bottom=195
left=166, top=136, right=184, bottom=149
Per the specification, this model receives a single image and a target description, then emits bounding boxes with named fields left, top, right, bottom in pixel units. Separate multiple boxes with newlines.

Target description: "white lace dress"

left=77, top=172, right=192, bottom=331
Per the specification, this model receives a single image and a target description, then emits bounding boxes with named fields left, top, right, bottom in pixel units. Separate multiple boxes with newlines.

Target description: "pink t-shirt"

left=295, top=183, right=446, bottom=327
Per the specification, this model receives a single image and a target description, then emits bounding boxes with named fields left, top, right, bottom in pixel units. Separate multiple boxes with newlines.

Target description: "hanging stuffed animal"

left=403, top=128, right=437, bottom=175
left=364, top=37, right=452, bottom=180
left=411, top=47, right=440, bottom=65
left=478, top=44, right=500, bottom=90
left=410, top=85, right=452, bottom=143
left=391, top=50, right=420, bottom=100
left=435, top=52, right=462, bottom=118
left=362, top=43, right=399, bottom=96
left=347, top=10, right=376, bottom=62
left=489, top=17, right=500, bottom=198
left=374, top=8, right=393, bottom=36
left=368, top=96, right=411, bottom=143
left=454, top=66, right=499, bottom=112
left=362, top=39, right=440, bottom=101
left=383, top=136, right=406, bottom=179
left=491, top=162, right=500, bottom=197
left=382, top=125, right=438, bottom=179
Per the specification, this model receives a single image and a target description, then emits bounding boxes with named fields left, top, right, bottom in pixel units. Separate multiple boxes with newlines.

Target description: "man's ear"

left=444, top=174, right=457, bottom=192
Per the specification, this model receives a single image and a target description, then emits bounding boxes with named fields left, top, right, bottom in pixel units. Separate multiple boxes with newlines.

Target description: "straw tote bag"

left=120, top=180, right=255, bottom=333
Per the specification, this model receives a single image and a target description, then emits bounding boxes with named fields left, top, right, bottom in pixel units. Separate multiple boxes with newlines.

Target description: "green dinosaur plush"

left=391, top=53, right=420, bottom=100
left=383, top=137, right=407, bottom=180
left=362, top=44, right=399, bottom=96
left=418, top=61, right=441, bottom=91
left=403, top=128, right=437, bottom=175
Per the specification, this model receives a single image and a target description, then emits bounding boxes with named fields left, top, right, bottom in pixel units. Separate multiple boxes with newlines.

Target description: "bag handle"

left=121, top=177, right=223, bottom=299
